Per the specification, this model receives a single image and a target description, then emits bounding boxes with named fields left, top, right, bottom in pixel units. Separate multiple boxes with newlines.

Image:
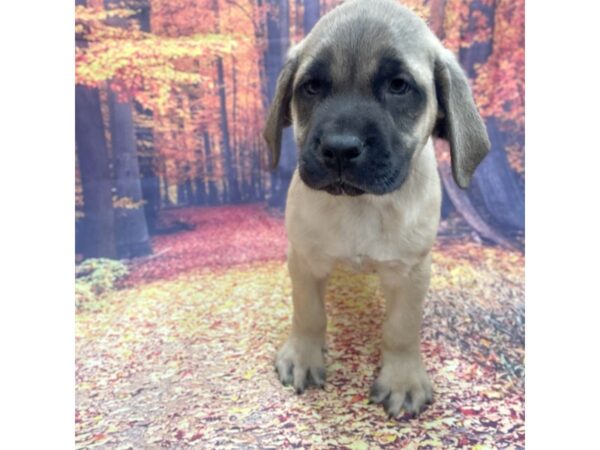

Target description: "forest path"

left=76, top=205, right=524, bottom=449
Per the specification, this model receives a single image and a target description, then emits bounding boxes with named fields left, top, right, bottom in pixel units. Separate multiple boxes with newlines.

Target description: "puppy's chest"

left=339, top=253, right=393, bottom=274
left=303, top=204, right=418, bottom=267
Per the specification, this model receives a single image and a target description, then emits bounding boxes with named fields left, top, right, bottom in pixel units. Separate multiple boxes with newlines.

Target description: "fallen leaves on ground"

left=76, top=205, right=524, bottom=449
left=125, top=205, right=288, bottom=285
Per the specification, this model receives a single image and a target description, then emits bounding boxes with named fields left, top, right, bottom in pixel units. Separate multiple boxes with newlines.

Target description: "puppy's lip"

left=323, top=179, right=366, bottom=196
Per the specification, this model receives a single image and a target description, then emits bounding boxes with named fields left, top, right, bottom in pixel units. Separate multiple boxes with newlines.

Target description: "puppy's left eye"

left=388, top=77, right=411, bottom=95
left=302, top=80, right=322, bottom=96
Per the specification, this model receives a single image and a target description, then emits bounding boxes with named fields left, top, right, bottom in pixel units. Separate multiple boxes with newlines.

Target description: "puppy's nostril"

left=345, top=147, right=361, bottom=160
left=364, top=136, right=377, bottom=147
left=320, top=134, right=364, bottom=165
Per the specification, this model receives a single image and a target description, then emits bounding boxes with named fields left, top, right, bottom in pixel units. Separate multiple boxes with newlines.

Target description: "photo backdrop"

left=75, top=0, right=524, bottom=260
left=75, top=2, right=525, bottom=447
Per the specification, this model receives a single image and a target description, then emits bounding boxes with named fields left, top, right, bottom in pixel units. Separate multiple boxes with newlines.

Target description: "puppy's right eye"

left=302, top=80, right=322, bottom=96
left=388, top=77, right=411, bottom=95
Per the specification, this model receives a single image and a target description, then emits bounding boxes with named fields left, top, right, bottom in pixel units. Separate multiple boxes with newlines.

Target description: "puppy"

left=263, top=0, right=490, bottom=417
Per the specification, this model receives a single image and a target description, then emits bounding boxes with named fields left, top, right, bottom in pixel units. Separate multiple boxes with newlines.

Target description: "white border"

left=2, top=1, right=600, bottom=448
left=527, top=1, right=600, bottom=448
left=0, top=1, right=74, bottom=448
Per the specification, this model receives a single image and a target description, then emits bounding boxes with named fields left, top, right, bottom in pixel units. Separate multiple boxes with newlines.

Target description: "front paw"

left=275, top=335, right=326, bottom=394
left=370, top=351, right=433, bottom=418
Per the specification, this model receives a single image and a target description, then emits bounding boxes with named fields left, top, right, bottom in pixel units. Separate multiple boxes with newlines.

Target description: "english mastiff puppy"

left=263, top=0, right=490, bottom=417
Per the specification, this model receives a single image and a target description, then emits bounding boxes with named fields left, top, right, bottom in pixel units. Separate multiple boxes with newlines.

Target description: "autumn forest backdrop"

left=75, top=0, right=524, bottom=260
left=75, top=1, right=525, bottom=447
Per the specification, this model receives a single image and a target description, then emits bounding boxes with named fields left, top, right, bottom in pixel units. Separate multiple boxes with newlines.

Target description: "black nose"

left=320, top=134, right=364, bottom=168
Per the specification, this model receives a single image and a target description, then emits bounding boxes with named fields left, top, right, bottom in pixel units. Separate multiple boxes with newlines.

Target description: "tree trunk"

left=194, top=177, right=207, bottom=205
left=107, top=88, right=153, bottom=258
left=251, top=137, right=263, bottom=201
left=459, top=0, right=496, bottom=78
left=194, top=143, right=207, bottom=205
left=75, top=0, right=117, bottom=259
left=132, top=0, right=160, bottom=234
left=303, top=0, right=320, bottom=33
left=231, top=57, right=247, bottom=201
left=470, top=118, right=525, bottom=231
left=231, top=57, right=238, bottom=154
left=265, top=0, right=295, bottom=209
left=177, top=162, right=186, bottom=206
left=458, top=0, right=525, bottom=233
left=204, top=132, right=220, bottom=205
left=216, top=56, right=240, bottom=203
left=160, top=159, right=172, bottom=207
left=436, top=140, right=521, bottom=250
left=428, top=0, right=461, bottom=219
left=263, top=0, right=319, bottom=209
left=183, top=163, right=194, bottom=205
left=213, top=0, right=240, bottom=204
left=134, top=94, right=160, bottom=234
left=75, top=85, right=118, bottom=259
left=104, top=0, right=152, bottom=258
left=429, top=0, right=524, bottom=237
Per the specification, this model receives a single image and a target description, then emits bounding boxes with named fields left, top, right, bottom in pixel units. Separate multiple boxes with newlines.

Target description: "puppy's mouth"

left=322, top=179, right=365, bottom=196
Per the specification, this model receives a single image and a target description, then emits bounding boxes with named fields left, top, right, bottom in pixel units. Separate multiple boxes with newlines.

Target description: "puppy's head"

left=263, top=0, right=490, bottom=195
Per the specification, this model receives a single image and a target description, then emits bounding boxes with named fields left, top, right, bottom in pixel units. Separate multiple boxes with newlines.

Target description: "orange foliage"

left=149, top=0, right=267, bottom=191
left=438, top=0, right=525, bottom=175
left=75, top=0, right=524, bottom=205
left=472, top=0, right=525, bottom=127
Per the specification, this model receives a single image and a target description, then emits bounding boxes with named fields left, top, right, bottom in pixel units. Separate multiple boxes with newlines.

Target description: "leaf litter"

left=76, top=205, right=524, bottom=449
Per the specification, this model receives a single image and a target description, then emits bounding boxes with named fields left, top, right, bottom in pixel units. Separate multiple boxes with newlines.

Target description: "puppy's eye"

left=302, top=80, right=322, bottom=96
left=389, top=77, right=411, bottom=95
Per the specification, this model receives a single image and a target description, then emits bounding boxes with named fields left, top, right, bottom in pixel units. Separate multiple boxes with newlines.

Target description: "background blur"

left=75, top=1, right=525, bottom=448
left=75, top=0, right=524, bottom=259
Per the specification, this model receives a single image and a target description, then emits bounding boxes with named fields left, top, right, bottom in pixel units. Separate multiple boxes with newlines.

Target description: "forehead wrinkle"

left=377, top=48, right=434, bottom=91
left=403, top=53, right=434, bottom=90
left=294, top=4, right=438, bottom=93
left=329, top=18, right=396, bottom=86
left=293, top=51, right=330, bottom=91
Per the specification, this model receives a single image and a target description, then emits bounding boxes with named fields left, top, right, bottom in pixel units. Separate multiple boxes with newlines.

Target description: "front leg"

left=275, top=247, right=332, bottom=394
left=370, top=254, right=433, bottom=417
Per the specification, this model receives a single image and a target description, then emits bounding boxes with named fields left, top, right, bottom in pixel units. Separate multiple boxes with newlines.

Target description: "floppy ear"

left=434, top=49, right=491, bottom=188
left=263, top=59, right=297, bottom=168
